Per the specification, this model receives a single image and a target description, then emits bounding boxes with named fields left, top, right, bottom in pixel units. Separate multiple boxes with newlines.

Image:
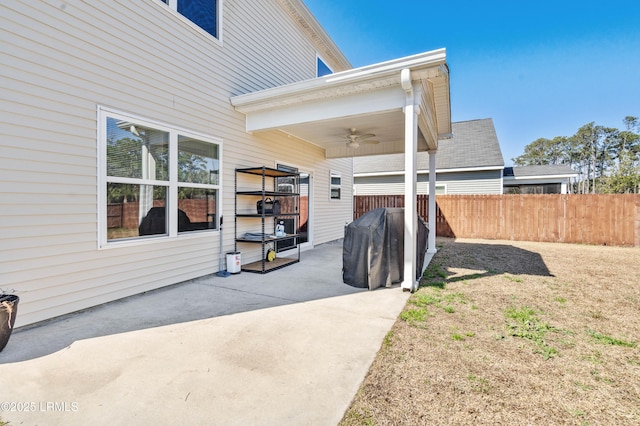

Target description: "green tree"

left=512, top=136, right=569, bottom=166
left=602, top=116, right=640, bottom=193
left=178, top=151, right=210, bottom=199
left=106, top=134, right=169, bottom=202
left=513, top=116, right=640, bottom=194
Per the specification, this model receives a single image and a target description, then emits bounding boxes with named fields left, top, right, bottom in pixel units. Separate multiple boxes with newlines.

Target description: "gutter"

left=230, top=49, right=447, bottom=112
left=354, top=165, right=505, bottom=177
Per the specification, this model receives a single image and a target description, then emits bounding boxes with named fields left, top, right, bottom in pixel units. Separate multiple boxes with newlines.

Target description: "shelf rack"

left=234, top=166, right=300, bottom=273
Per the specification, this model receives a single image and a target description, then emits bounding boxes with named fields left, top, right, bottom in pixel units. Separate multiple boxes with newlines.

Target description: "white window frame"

left=330, top=171, right=342, bottom=200
left=160, top=0, right=223, bottom=42
left=97, top=106, right=222, bottom=248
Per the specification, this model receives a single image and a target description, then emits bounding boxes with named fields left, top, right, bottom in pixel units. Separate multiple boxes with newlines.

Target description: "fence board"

left=353, top=194, right=640, bottom=247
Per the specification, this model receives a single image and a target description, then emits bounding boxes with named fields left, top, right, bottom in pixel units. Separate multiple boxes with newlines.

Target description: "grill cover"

left=343, top=208, right=428, bottom=290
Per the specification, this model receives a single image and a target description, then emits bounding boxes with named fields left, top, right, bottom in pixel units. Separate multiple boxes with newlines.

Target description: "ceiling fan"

left=344, top=128, right=379, bottom=148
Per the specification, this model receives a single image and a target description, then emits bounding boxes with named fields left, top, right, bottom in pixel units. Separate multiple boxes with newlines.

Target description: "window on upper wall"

left=161, top=0, right=219, bottom=39
left=330, top=171, right=341, bottom=200
left=317, top=57, right=332, bottom=77
left=99, top=107, right=221, bottom=246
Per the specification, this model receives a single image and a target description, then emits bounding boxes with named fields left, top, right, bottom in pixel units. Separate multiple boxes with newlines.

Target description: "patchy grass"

left=341, top=238, right=640, bottom=426
left=382, top=330, right=394, bottom=349
left=399, top=308, right=428, bottom=326
left=420, top=261, right=448, bottom=289
left=504, top=306, right=560, bottom=359
left=587, top=330, right=637, bottom=348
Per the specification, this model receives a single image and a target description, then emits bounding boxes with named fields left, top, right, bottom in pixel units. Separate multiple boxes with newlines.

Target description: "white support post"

left=401, top=69, right=420, bottom=292
left=427, top=150, right=437, bottom=254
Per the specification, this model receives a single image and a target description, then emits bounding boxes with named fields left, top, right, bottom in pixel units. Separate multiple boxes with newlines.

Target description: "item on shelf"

left=275, top=221, right=285, bottom=237
left=242, top=232, right=271, bottom=240
left=266, top=248, right=276, bottom=262
left=257, top=198, right=280, bottom=215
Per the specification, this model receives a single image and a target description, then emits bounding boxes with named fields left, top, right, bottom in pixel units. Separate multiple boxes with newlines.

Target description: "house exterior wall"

left=1, top=0, right=352, bottom=327
left=503, top=178, right=572, bottom=194
left=354, top=169, right=503, bottom=195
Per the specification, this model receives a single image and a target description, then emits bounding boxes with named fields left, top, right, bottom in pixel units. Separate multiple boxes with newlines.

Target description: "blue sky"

left=303, top=0, right=640, bottom=165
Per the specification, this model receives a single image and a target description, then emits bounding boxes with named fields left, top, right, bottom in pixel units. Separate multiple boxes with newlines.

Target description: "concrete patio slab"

left=0, top=241, right=410, bottom=425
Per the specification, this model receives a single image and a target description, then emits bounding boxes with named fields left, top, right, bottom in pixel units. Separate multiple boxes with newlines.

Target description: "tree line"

left=513, top=116, right=640, bottom=194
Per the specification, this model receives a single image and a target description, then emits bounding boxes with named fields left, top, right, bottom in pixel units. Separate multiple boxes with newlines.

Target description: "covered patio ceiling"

left=230, top=48, right=452, bottom=291
left=230, top=49, right=451, bottom=159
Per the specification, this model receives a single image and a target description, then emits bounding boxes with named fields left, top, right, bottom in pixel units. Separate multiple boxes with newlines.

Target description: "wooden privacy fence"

left=354, top=194, right=640, bottom=247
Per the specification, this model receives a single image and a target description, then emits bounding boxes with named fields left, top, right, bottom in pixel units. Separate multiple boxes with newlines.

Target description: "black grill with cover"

left=342, top=208, right=428, bottom=290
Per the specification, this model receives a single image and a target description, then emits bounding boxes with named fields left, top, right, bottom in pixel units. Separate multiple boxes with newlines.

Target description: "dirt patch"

left=341, top=238, right=640, bottom=425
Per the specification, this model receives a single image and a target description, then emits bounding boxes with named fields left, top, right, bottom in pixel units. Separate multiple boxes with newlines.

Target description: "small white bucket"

left=226, top=252, right=241, bottom=274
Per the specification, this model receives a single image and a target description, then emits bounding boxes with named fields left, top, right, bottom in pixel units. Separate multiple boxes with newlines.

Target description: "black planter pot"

left=0, top=294, right=19, bottom=352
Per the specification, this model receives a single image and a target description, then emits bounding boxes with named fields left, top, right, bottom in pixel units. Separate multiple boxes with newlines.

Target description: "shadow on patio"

left=3, top=240, right=380, bottom=363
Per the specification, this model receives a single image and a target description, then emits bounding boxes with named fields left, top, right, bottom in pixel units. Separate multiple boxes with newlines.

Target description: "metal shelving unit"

left=234, top=166, right=300, bottom=273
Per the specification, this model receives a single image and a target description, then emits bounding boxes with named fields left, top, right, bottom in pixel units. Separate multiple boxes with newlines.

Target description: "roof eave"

left=277, top=0, right=351, bottom=71
left=230, top=49, right=448, bottom=114
left=504, top=173, right=579, bottom=180
left=354, top=165, right=505, bottom=177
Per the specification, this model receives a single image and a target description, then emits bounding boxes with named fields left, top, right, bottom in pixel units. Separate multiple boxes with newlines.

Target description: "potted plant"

left=0, top=289, right=19, bottom=352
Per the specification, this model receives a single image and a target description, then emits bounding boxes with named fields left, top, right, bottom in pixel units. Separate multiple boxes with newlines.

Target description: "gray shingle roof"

left=504, top=165, right=578, bottom=178
left=353, top=118, right=504, bottom=174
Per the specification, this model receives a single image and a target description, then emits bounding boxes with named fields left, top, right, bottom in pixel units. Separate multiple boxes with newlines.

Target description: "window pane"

left=179, top=0, right=217, bottom=38
left=178, top=136, right=219, bottom=184
left=107, top=118, right=169, bottom=180
left=317, top=57, right=332, bottom=77
left=107, top=183, right=167, bottom=240
left=178, top=188, right=217, bottom=232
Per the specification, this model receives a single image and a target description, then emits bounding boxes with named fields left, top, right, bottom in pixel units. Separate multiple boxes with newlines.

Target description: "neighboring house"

left=354, top=118, right=505, bottom=195
left=2, top=1, right=451, bottom=326
left=354, top=119, right=579, bottom=195
left=503, top=165, right=578, bottom=194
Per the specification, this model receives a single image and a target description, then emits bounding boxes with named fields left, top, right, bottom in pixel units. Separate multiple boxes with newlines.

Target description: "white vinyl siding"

left=1, top=0, right=351, bottom=327
left=354, top=169, right=503, bottom=195
left=436, top=170, right=503, bottom=194
left=315, top=159, right=353, bottom=242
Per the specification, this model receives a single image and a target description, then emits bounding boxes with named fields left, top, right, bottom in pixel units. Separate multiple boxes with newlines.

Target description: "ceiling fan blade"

left=346, top=140, right=380, bottom=148
left=358, top=133, right=376, bottom=141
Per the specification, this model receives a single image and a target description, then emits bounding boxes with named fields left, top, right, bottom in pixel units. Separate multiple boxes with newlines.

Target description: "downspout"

left=427, top=150, right=437, bottom=254
left=401, top=69, right=419, bottom=292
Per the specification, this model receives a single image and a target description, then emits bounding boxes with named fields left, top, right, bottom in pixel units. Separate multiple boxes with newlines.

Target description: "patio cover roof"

left=230, top=49, right=451, bottom=159
left=230, top=48, right=452, bottom=291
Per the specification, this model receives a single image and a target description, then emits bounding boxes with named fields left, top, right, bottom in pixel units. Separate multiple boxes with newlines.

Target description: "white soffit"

left=230, top=49, right=451, bottom=159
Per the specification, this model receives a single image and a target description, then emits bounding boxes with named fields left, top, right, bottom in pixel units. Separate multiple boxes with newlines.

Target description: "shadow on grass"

left=420, top=240, right=554, bottom=288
